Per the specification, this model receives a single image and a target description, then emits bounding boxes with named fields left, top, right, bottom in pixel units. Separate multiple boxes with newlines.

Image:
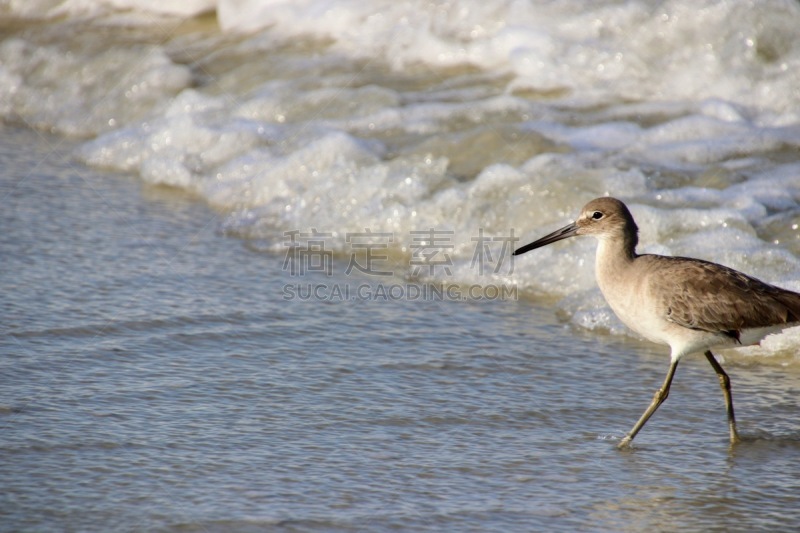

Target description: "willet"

left=513, top=197, right=800, bottom=448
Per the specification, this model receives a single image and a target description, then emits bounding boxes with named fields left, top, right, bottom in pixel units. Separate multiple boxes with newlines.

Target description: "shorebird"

left=513, top=197, right=800, bottom=448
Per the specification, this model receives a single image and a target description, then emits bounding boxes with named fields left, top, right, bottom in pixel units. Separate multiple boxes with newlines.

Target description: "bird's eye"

left=591, top=211, right=604, bottom=220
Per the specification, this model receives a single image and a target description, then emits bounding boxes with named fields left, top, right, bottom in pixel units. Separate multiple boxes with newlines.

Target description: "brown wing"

left=649, top=256, right=800, bottom=340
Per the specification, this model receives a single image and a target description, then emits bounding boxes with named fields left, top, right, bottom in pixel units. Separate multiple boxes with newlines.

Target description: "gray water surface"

left=2, top=127, right=800, bottom=532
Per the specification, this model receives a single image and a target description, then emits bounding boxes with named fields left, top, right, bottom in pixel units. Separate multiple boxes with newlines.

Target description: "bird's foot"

left=617, top=436, right=633, bottom=450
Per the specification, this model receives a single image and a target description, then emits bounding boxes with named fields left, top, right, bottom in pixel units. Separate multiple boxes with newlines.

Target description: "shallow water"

left=3, top=127, right=800, bottom=532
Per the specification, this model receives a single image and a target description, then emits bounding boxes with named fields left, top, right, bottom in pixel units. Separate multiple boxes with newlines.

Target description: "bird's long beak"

left=513, top=222, right=579, bottom=256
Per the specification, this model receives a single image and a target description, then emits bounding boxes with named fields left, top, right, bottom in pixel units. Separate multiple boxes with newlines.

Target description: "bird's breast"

left=595, top=257, right=675, bottom=347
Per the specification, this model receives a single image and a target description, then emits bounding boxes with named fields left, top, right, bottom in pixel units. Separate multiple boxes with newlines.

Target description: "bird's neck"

left=595, top=232, right=638, bottom=288
left=598, top=230, right=638, bottom=262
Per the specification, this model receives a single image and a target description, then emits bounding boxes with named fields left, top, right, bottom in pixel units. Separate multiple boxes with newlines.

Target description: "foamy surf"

left=3, top=0, right=799, bottom=357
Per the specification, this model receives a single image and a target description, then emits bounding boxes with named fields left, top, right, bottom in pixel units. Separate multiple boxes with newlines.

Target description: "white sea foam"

left=3, top=0, right=800, bottom=358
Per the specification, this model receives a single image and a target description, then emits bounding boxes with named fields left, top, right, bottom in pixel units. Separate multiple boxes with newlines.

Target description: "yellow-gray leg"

left=618, top=360, right=679, bottom=449
left=704, top=350, right=740, bottom=444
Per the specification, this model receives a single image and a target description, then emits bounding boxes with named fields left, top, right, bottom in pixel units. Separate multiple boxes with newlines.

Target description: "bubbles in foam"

left=0, top=37, right=192, bottom=137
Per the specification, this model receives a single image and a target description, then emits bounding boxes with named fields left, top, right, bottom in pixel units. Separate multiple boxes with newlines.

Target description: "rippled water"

left=3, top=127, right=800, bottom=532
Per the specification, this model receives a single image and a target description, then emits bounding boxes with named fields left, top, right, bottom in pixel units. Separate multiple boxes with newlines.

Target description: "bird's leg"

left=618, top=360, right=679, bottom=449
left=704, top=350, right=740, bottom=444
